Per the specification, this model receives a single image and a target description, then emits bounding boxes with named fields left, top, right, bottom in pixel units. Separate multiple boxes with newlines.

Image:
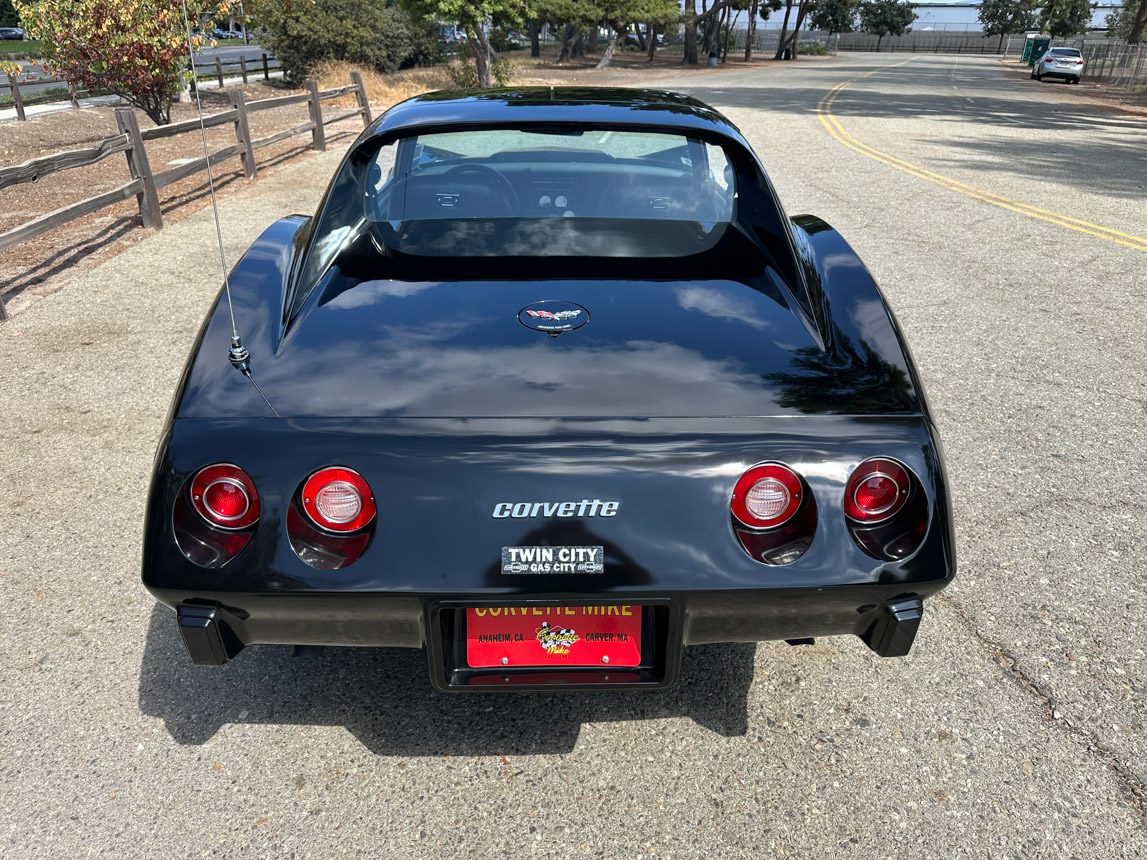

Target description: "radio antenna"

left=179, top=0, right=249, bottom=374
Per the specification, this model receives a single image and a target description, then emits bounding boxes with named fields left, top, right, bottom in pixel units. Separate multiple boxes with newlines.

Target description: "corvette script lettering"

left=492, top=499, right=619, bottom=518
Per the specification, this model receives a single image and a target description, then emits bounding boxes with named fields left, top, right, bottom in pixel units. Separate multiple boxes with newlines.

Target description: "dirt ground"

left=996, top=57, right=1147, bottom=114
left=0, top=80, right=374, bottom=307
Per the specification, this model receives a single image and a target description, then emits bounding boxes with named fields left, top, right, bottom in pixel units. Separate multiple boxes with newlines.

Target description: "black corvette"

left=143, top=88, right=955, bottom=690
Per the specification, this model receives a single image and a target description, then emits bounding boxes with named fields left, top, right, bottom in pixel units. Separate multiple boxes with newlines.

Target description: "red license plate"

left=465, top=605, right=642, bottom=668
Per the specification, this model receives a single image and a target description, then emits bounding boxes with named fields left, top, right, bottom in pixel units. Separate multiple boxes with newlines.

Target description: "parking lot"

left=1, top=53, right=1145, bottom=857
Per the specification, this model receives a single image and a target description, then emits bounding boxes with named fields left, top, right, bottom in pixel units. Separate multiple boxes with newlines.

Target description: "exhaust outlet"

left=177, top=604, right=243, bottom=666
left=862, top=596, right=924, bottom=658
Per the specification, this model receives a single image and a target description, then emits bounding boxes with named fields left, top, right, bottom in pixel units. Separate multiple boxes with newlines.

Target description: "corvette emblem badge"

left=518, top=300, right=589, bottom=336
left=536, top=621, right=580, bottom=655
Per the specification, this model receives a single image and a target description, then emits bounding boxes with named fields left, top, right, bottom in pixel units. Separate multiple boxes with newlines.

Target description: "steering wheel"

left=442, top=164, right=520, bottom=216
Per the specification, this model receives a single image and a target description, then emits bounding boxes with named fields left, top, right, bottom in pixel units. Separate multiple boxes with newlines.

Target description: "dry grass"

left=312, top=61, right=454, bottom=111
left=312, top=48, right=796, bottom=116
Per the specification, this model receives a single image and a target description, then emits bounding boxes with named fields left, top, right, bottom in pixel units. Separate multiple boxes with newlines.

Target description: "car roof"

left=366, top=87, right=749, bottom=149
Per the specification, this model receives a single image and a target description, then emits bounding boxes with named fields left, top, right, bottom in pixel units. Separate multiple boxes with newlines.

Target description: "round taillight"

left=844, top=458, right=911, bottom=523
left=731, top=463, right=803, bottom=529
left=301, top=467, right=376, bottom=533
left=190, top=464, right=260, bottom=530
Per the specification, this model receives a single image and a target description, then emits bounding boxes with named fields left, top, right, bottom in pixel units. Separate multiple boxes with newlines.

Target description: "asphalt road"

left=2, top=54, right=1145, bottom=858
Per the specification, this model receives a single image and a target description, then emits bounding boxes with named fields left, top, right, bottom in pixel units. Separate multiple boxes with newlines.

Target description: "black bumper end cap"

left=862, top=596, right=924, bottom=658
left=177, top=605, right=243, bottom=666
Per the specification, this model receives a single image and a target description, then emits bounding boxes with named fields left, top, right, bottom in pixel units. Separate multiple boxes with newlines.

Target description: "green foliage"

left=13, top=0, right=221, bottom=124
left=857, top=0, right=916, bottom=42
left=250, top=0, right=440, bottom=84
left=400, top=0, right=531, bottom=86
left=797, top=40, right=831, bottom=54
left=808, top=0, right=857, bottom=33
left=611, top=0, right=681, bottom=29
left=758, top=0, right=784, bottom=21
left=444, top=54, right=515, bottom=87
left=977, top=0, right=1037, bottom=36
left=536, top=0, right=597, bottom=31
left=1105, top=0, right=1144, bottom=40
left=535, top=0, right=678, bottom=31
left=0, top=0, right=18, bottom=27
left=488, top=27, right=523, bottom=51
left=1039, top=0, right=1090, bottom=36
left=402, top=0, right=532, bottom=34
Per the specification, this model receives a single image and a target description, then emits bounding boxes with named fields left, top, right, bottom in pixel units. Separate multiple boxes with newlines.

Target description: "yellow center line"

left=815, top=59, right=1147, bottom=254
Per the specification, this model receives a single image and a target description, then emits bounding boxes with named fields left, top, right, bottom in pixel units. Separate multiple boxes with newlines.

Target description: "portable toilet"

left=1022, top=33, right=1051, bottom=65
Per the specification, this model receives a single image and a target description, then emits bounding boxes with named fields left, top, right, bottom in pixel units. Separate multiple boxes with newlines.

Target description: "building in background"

left=752, top=1, right=1121, bottom=30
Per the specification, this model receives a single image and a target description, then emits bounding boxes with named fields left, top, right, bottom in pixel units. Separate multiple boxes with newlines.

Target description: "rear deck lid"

left=245, top=278, right=919, bottom=419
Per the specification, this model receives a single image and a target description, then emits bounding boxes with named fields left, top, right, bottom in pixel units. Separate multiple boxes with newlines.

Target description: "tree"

left=773, top=0, right=795, bottom=58
left=536, top=0, right=596, bottom=60
left=527, top=18, right=541, bottom=56
left=1107, top=0, right=1147, bottom=42
left=683, top=0, right=700, bottom=62
left=978, top=0, right=1036, bottom=51
left=808, top=0, right=857, bottom=33
left=249, top=0, right=439, bottom=84
left=403, top=0, right=532, bottom=87
left=857, top=0, right=915, bottom=49
left=744, top=0, right=783, bottom=60
left=14, top=0, right=222, bottom=125
left=593, top=0, right=677, bottom=67
left=681, top=0, right=744, bottom=63
left=540, top=0, right=676, bottom=68
left=775, top=0, right=817, bottom=60
left=1132, top=0, right=1147, bottom=41
left=1038, top=0, right=1090, bottom=37
left=0, top=0, right=18, bottom=27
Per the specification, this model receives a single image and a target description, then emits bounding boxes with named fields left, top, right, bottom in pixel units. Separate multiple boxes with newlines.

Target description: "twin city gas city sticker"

left=501, top=545, right=604, bottom=575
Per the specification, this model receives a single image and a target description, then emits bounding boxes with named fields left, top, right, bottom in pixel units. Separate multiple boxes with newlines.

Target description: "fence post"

left=115, top=108, right=163, bottom=231
left=215, top=57, right=225, bottom=88
left=230, top=90, right=257, bottom=180
left=350, top=70, right=372, bottom=126
left=240, top=56, right=248, bottom=84
left=305, top=79, right=326, bottom=152
left=262, top=53, right=270, bottom=80
left=11, top=76, right=25, bottom=121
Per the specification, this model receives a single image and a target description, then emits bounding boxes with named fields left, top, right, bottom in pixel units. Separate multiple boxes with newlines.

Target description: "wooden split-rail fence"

left=0, top=70, right=371, bottom=321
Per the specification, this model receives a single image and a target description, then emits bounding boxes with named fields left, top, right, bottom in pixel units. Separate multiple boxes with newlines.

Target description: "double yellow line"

left=815, top=60, right=1147, bottom=254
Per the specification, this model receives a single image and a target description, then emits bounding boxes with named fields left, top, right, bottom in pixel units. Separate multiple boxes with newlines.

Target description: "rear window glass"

left=1048, top=48, right=1081, bottom=56
left=292, top=123, right=797, bottom=311
left=364, top=128, right=736, bottom=224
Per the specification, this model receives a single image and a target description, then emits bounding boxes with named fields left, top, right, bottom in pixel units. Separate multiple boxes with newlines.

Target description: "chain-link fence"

left=728, top=28, right=1147, bottom=91
left=832, top=32, right=1008, bottom=53
left=731, top=29, right=1020, bottom=57
left=1080, top=42, right=1147, bottom=90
